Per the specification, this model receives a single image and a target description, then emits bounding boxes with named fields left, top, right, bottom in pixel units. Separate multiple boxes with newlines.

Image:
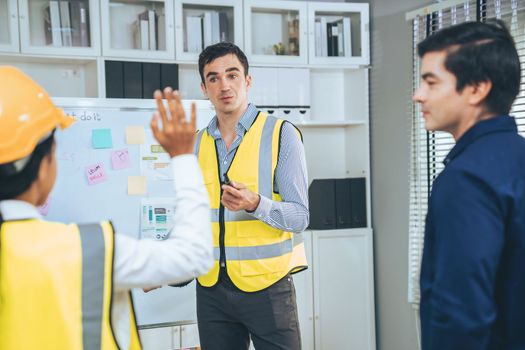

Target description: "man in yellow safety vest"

left=194, top=42, right=309, bottom=350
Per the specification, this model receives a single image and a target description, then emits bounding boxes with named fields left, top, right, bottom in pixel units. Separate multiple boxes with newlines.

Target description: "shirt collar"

left=444, top=115, right=517, bottom=165
left=206, top=103, right=259, bottom=140
left=0, top=200, right=42, bottom=221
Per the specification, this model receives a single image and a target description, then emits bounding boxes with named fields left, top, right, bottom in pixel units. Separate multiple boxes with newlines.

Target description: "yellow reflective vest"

left=196, top=112, right=308, bottom=292
left=0, top=219, right=141, bottom=350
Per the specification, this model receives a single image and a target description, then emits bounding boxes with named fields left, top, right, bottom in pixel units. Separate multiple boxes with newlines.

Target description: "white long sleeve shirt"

left=0, top=154, right=213, bottom=348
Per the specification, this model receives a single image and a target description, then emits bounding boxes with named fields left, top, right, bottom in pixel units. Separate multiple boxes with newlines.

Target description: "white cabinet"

left=244, top=0, right=308, bottom=65
left=101, top=0, right=175, bottom=59
left=295, top=229, right=376, bottom=350
left=180, top=323, right=200, bottom=348
left=293, top=230, right=315, bottom=350
left=140, top=326, right=174, bottom=350
left=139, top=322, right=199, bottom=350
left=248, top=67, right=310, bottom=123
left=307, top=2, right=369, bottom=66
left=0, top=0, right=19, bottom=52
left=175, top=0, right=243, bottom=62
left=18, top=0, right=100, bottom=56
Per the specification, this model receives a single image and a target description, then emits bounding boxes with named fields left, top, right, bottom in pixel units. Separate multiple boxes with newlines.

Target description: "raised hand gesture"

left=150, top=87, right=197, bottom=157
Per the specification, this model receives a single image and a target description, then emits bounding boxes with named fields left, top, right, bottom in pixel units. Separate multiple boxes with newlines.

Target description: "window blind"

left=408, top=0, right=525, bottom=305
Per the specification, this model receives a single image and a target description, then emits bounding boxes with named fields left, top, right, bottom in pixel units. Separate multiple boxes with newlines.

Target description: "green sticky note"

left=92, top=129, right=113, bottom=149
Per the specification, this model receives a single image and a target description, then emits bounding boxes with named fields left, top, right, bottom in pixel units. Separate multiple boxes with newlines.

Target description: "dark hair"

left=0, top=132, right=55, bottom=200
left=198, top=42, right=249, bottom=84
left=417, top=20, right=520, bottom=115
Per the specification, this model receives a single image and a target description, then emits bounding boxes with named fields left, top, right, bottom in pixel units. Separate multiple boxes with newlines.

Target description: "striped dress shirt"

left=201, top=103, right=309, bottom=233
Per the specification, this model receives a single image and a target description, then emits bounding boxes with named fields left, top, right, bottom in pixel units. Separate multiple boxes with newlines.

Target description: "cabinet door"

left=0, top=0, right=19, bottom=52
left=174, top=0, right=243, bottom=62
left=101, top=0, right=175, bottom=59
left=180, top=323, right=200, bottom=348
left=140, top=326, right=174, bottom=350
left=18, top=0, right=100, bottom=56
left=307, top=2, right=369, bottom=66
left=244, top=0, right=308, bottom=65
left=312, top=229, right=376, bottom=350
left=293, top=231, right=314, bottom=350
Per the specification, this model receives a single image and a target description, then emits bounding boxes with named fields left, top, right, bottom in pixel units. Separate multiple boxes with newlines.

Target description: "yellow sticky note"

left=128, top=176, right=147, bottom=195
left=126, top=126, right=145, bottom=145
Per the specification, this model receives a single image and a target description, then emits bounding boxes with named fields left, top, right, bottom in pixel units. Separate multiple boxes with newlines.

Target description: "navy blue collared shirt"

left=420, top=115, right=525, bottom=350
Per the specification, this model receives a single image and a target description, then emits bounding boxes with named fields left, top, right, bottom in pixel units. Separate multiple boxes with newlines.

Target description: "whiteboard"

left=47, top=98, right=215, bottom=326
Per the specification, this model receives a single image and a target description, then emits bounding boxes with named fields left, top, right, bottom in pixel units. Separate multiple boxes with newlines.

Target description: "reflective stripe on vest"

left=78, top=223, right=107, bottom=350
left=196, top=113, right=308, bottom=292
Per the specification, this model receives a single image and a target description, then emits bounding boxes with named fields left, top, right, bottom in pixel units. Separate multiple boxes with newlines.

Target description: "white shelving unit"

left=307, top=1, right=370, bottom=66
left=0, top=1, right=374, bottom=349
left=244, top=0, right=308, bottom=65
left=101, top=0, right=175, bottom=59
left=18, top=0, right=101, bottom=56
left=174, top=0, right=243, bottom=62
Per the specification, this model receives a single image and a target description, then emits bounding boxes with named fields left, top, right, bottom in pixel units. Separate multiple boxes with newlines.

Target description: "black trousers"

left=197, top=272, right=302, bottom=350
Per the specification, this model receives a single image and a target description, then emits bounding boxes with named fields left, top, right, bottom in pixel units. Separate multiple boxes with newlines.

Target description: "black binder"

left=308, top=179, right=336, bottom=230
left=123, top=62, right=143, bottom=98
left=160, top=63, right=179, bottom=91
left=142, top=63, right=161, bottom=99
left=335, top=178, right=352, bottom=228
left=105, top=60, right=124, bottom=98
left=349, top=177, right=367, bottom=228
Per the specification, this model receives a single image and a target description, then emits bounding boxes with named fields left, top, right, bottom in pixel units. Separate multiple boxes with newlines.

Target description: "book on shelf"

left=186, top=15, right=203, bottom=53
left=44, top=6, right=52, bottom=45
left=288, top=18, right=299, bottom=56
left=70, top=1, right=90, bottom=47
left=139, top=10, right=158, bottom=51
left=44, top=0, right=90, bottom=48
left=157, top=10, right=166, bottom=51
left=319, top=17, right=327, bottom=56
left=132, top=9, right=159, bottom=51
left=202, top=11, right=223, bottom=48
left=327, top=22, right=339, bottom=57
left=343, top=17, right=352, bottom=57
left=148, top=10, right=158, bottom=51
left=46, top=1, right=62, bottom=46
left=59, top=0, right=72, bottom=46
left=202, top=11, right=213, bottom=48
left=211, top=11, right=221, bottom=44
left=218, top=12, right=228, bottom=42
left=314, top=20, right=322, bottom=56
left=336, top=20, right=344, bottom=57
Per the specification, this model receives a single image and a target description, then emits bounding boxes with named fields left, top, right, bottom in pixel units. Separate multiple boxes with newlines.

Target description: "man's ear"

left=468, top=80, right=492, bottom=106
left=200, top=81, right=207, bottom=98
left=246, top=74, right=252, bottom=90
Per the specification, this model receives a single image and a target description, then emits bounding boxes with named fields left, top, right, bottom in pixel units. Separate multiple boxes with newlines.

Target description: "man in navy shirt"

left=413, top=20, right=524, bottom=349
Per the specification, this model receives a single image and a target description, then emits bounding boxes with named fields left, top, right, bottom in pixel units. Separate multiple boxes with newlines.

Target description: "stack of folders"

left=185, top=11, right=229, bottom=53
left=44, top=0, right=90, bottom=47
left=314, top=16, right=352, bottom=57
left=132, top=9, right=166, bottom=51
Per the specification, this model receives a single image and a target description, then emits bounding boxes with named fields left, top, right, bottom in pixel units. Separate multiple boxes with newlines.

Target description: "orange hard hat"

left=0, top=66, right=75, bottom=164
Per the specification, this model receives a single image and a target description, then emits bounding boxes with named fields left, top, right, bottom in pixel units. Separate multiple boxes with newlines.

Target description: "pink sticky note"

left=111, top=149, right=132, bottom=170
left=85, top=163, right=107, bottom=185
left=38, top=196, right=52, bottom=216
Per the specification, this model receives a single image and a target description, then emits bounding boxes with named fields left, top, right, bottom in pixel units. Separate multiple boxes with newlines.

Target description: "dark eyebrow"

left=205, top=67, right=241, bottom=79
left=225, top=67, right=241, bottom=73
left=421, top=72, right=438, bottom=80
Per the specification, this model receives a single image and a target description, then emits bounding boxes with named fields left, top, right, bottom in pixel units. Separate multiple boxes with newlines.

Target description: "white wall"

left=368, top=1, right=435, bottom=350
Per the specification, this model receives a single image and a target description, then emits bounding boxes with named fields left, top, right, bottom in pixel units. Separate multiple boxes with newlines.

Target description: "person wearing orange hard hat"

left=0, top=66, right=213, bottom=350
